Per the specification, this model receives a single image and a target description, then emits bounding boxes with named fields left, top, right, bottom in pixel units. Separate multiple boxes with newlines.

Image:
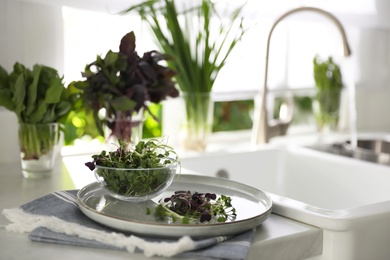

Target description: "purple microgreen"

left=149, top=190, right=237, bottom=224
left=85, top=161, right=96, bottom=171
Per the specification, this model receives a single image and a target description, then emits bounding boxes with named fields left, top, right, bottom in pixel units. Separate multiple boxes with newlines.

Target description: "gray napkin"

left=5, top=190, right=255, bottom=259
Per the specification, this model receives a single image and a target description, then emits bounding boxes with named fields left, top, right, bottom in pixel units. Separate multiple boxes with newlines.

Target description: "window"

left=63, top=2, right=358, bottom=93
left=62, top=3, right=350, bottom=141
left=63, top=7, right=157, bottom=85
left=1, top=0, right=388, bottom=159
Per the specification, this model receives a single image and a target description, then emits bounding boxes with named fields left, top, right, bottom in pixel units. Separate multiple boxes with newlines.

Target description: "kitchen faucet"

left=251, top=7, right=352, bottom=145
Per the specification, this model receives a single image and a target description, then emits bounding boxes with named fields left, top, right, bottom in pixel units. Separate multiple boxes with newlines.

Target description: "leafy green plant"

left=0, top=63, right=71, bottom=123
left=85, top=139, right=179, bottom=197
left=313, top=56, right=343, bottom=130
left=122, top=0, right=247, bottom=149
left=68, top=31, right=179, bottom=143
left=0, top=63, right=72, bottom=159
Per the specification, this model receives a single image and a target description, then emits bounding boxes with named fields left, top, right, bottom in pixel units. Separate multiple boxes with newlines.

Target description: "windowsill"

left=60, top=130, right=256, bottom=159
left=61, top=123, right=390, bottom=160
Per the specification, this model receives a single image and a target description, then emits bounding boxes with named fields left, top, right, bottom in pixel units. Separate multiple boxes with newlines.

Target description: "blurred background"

left=1, top=0, right=389, bottom=161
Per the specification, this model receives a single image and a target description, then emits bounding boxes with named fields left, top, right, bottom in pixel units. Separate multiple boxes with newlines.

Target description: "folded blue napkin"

left=3, top=190, right=255, bottom=259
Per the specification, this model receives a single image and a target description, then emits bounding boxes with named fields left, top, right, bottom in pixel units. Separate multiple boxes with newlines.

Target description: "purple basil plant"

left=68, top=31, right=179, bottom=142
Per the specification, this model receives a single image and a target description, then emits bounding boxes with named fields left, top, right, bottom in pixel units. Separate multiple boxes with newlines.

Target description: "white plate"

left=77, top=174, right=272, bottom=238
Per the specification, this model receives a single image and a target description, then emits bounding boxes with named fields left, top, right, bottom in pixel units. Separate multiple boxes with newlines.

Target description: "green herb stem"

left=19, top=123, right=59, bottom=160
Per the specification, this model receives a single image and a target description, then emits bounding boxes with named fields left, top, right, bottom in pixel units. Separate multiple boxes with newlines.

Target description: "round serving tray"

left=77, top=174, right=272, bottom=238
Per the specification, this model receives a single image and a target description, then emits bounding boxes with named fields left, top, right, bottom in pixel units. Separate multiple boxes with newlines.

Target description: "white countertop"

left=0, top=157, right=323, bottom=260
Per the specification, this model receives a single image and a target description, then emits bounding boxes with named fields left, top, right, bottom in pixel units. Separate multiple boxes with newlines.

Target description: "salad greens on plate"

left=147, top=190, right=237, bottom=224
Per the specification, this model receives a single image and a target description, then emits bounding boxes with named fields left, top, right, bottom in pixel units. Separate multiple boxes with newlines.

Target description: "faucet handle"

left=269, top=91, right=294, bottom=137
left=251, top=91, right=294, bottom=145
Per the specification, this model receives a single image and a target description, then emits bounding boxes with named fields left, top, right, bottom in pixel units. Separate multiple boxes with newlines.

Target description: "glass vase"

left=18, top=123, right=60, bottom=179
left=180, top=92, right=214, bottom=152
left=313, top=88, right=342, bottom=132
left=105, top=109, right=144, bottom=149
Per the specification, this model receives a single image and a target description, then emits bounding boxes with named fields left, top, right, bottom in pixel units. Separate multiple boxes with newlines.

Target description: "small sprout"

left=85, top=161, right=96, bottom=171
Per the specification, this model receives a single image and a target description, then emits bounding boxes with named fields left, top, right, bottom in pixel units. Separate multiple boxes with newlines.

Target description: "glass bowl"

left=94, top=158, right=179, bottom=202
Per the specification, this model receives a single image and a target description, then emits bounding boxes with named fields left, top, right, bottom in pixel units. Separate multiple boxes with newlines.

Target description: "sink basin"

left=180, top=146, right=390, bottom=260
left=308, top=139, right=390, bottom=165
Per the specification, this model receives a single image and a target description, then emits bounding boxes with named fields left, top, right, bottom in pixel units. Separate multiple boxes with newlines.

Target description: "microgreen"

left=147, top=190, right=237, bottom=224
left=85, top=139, right=179, bottom=197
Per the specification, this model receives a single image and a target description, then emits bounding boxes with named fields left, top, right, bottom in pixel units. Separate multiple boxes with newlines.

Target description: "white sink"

left=180, top=146, right=390, bottom=260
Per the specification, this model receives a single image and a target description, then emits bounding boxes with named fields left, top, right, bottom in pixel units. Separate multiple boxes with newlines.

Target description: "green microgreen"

left=85, top=139, right=179, bottom=197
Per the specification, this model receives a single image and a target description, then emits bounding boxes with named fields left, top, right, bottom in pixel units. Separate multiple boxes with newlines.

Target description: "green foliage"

left=213, top=100, right=253, bottom=132
left=0, top=63, right=72, bottom=160
left=86, top=139, right=178, bottom=197
left=90, top=139, right=176, bottom=168
left=62, top=107, right=162, bottom=145
left=62, top=109, right=103, bottom=145
left=314, top=56, right=342, bottom=92
left=64, top=99, right=256, bottom=145
left=294, top=96, right=313, bottom=113
left=143, top=103, right=162, bottom=138
left=313, top=56, right=343, bottom=130
left=290, top=96, right=314, bottom=125
left=123, top=1, right=247, bottom=145
left=95, top=165, right=174, bottom=197
left=0, top=63, right=72, bottom=124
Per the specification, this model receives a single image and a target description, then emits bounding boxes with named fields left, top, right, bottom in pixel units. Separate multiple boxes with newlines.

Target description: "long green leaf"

left=12, top=74, right=26, bottom=118
left=28, top=100, right=47, bottom=123
left=0, top=65, right=9, bottom=90
left=26, top=65, right=41, bottom=115
left=55, top=101, right=72, bottom=118
left=45, top=77, right=63, bottom=104
left=122, top=0, right=246, bottom=94
left=0, top=89, right=15, bottom=111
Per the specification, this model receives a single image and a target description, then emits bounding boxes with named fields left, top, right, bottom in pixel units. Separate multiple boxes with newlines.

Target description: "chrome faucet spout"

left=251, top=6, right=351, bottom=145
